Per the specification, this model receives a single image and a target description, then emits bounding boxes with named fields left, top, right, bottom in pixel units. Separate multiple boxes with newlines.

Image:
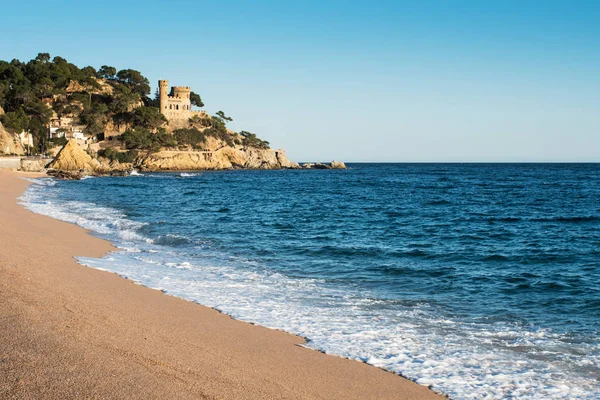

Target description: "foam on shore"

left=20, top=177, right=600, bottom=400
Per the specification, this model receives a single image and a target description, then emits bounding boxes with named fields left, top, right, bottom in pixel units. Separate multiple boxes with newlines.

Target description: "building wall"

left=0, top=157, right=22, bottom=169
left=158, top=80, right=196, bottom=122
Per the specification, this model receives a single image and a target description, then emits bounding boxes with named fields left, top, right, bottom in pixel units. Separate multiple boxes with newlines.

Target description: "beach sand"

left=0, top=169, right=444, bottom=399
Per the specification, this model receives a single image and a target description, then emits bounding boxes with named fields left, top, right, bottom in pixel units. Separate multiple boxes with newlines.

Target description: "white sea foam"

left=179, top=172, right=200, bottom=177
left=19, top=179, right=600, bottom=400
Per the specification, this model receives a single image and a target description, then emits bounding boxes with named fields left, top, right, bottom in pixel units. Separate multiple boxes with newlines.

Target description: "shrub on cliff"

left=239, top=130, right=270, bottom=149
left=98, top=147, right=138, bottom=163
left=172, top=128, right=207, bottom=150
left=1, top=107, right=29, bottom=133
left=130, top=106, right=167, bottom=130
left=121, top=127, right=175, bottom=152
left=50, top=136, right=68, bottom=147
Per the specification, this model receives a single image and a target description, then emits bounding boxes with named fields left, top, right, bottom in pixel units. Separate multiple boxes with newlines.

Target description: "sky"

left=1, top=0, right=599, bottom=162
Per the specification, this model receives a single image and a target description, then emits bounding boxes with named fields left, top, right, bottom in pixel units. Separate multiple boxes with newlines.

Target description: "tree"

left=116, top=69, right=150, bottom=97
left=130, top=106, right=167, bottom=130
left=81, top=66, right=97, bottom=77
left=190, top=91, right=204, bottom=108
left=211, top=115, right=227, bottom=134
left=109, top=83, right=138, bottom=114
left=216, top=110, right=232, bottom=122
left=1, top=108, right=29, bottom=133
left=121, top=127, right=174, bottom=152
left=98, top=65, right=116, bottom=80
left=35, top=53, right=51, bottom=63
left=239, top=130, right=270, bottom=149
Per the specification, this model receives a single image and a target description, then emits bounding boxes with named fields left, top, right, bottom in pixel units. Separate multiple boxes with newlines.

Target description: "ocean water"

left=20, top=164, right=600, bottom=399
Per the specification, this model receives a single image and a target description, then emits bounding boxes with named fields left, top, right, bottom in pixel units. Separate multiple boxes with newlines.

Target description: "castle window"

left=176, top=105, right=179, bottom=110
left=169, top=104, right=172, bottom=109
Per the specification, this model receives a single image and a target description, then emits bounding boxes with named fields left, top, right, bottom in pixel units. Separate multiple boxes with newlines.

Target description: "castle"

left=158, top=80, right=206, bottom=128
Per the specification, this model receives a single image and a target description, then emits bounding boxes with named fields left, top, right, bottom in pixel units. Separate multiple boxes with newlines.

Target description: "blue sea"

left=21, top=164, right=600, bottom=399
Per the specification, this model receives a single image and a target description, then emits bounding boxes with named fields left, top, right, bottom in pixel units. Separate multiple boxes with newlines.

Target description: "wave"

left=18, top=178, right=600, bottom=400
left=533, top=216, right=600, bottom=223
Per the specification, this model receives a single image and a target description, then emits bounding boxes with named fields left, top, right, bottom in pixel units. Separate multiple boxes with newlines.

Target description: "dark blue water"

left=23, top=164, right=600, bottom=399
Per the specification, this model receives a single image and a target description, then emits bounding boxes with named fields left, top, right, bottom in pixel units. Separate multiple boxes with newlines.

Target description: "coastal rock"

left=276, top=149, right=300, bottom=169
left=243, top=147, right=280, bottom=169
left=0, top=122, right=25, bottom=155
left=48, top=139, right=99, bottom=172
left=20, top=158, right=48, bottom=172
left=135, top=147, right=297, bottom=171
left=95, top=157, right=133, bottom=175
left=330, top=160, right=347, bottom=169
left=301, top=161, right=346, bottom=170
left=47, top=170, right=84, bottom=180
left=136, top=150, right=232, bottom=171
left=313, top=163, right=329, bottom=170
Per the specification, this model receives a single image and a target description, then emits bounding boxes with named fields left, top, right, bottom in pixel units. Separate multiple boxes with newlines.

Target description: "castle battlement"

left=158, top=79, right=202, bottom=128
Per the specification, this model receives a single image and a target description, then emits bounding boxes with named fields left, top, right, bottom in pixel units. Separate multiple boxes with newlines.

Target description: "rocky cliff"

left=48, top=139, right=99, bottom=172
left=0, top=122, right=24, bottom=155
left=136, top=147, right=299, bottom=171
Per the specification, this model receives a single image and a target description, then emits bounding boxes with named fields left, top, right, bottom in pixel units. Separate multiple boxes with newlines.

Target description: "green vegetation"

left=172, top=126, right=235, bottom=150
left=0, top=53, right=158, bottom=153
left=215, top=110, right=232, bottom=122
left=49, top=136, right=68, bottom=147
left=240, top=130, right=270, bottom=149
left=0, top=53, right=271, bottom=154
left=98, top=147, right=138, bottom=163
left=190, top=92, right=204, bottom=108
left=172, top=128, right=207, bottom=149
left=121, top=127, right=175, bottom=152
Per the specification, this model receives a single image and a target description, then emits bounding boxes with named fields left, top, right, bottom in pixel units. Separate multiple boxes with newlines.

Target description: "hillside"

left=0, top=122, right=24, bottom=155
left=0, top=53, right=317, bottom=171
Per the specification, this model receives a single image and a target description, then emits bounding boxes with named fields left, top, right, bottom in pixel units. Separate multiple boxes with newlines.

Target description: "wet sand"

left=0, top=169, right=444, bottom=399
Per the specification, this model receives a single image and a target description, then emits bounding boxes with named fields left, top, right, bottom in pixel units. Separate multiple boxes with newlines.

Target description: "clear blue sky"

left=2, top=0, right=599, bottom=161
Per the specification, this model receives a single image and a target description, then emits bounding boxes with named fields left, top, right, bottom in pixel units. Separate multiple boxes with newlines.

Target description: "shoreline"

left=0, top=169, right=444, bottom=399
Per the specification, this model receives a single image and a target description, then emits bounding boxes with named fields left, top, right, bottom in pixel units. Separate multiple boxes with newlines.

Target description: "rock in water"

left=47, top=170, right=84, bottom=180
left=48, top=139, right=99, bottom=172
left=276, top=149, right=300, bottom=169
left=330, top=160, right=347, bottom=169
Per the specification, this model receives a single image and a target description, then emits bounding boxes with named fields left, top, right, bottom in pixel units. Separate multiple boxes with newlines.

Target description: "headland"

left=0, top=54, right=345, bottom=175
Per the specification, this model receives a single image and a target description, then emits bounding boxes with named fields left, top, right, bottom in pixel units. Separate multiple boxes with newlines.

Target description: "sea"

left=21, top=164, right=600, bottom=399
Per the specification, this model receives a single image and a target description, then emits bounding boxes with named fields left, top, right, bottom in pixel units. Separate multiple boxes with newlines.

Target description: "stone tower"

left=158, top=79, right=207, bottom=130
left=158, top=80, right=170, bottom=113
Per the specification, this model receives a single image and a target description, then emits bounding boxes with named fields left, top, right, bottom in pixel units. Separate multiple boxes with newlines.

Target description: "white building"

left=72, top=130, right=85, bottom=140
left=49, top=127, right=65, bottom=139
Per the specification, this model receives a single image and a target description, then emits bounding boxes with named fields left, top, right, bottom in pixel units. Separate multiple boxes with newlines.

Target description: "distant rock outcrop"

left=301, top=161, right=346, bottom=169
left=48, top=139, right=99, bottom=172
left=330, top=160, right=347, bottom=169
left=0, top=122, right=25, bottom=155
left=275, top=149, right=300, bottom=169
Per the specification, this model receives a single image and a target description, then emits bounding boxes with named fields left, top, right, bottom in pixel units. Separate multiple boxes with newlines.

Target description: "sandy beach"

left=0, top=169, right=443, bottom=399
